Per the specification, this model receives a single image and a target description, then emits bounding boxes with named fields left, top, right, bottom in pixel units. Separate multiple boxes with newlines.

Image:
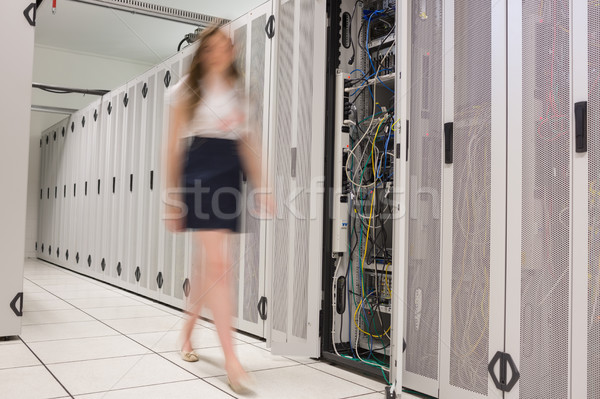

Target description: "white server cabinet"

left=93, top=99, right=108, bottom=279
left=113, top=85, right=129, bottom=287
left=265, top=0, right=327, bottom=356
left=439, top=0, right=507, bottom=397
left=586, top=1, right=600, bottom=396
left=505, top=1, right=599, bottom=398
left=158, top=53, right=192, bottom=311
left=99, top=91, right=115, bottom=281
left=505, top=1, right=572, bottom=397
left=87, top=102, right=103, bottom=276
left=401, top=0, right=508, bottom=397
left=136, top=69, right=158, bottom=297
left=403, top=0, right=444, bottom=396
left=38, top=127, right=51, bottom=263
left=121, top=81, right=138, bottom=287
left=227, top=2, right=273, bottom=336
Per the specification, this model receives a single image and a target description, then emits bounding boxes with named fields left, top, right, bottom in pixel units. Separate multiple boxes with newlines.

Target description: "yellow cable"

left=359, top=119, right=385, bottom=296
left=391, top=118, right=400, bottom=131
left=384, top=262, right=392, bottom=299
left=360, top=193, right=375, bottom=297
left=353, top=296, right=392, bottom=338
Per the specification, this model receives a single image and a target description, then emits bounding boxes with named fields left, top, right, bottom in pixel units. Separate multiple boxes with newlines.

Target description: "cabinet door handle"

left=444, top=122, right=454, bottom=164
left=575, top=101, right=587, bottom=153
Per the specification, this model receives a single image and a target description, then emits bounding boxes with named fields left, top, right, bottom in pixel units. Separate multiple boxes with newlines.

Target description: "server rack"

left=320, top=1, right=409, bottom=393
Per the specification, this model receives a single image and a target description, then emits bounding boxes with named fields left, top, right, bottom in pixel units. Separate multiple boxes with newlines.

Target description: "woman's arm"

left=237, top=134, right=262, bottom=190
left=237, top=133, right=275, bottom=217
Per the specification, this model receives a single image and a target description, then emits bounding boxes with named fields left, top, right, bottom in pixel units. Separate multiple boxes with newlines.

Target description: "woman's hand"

left=257, top=191, right=276, bottom=218
left=165, top=202, right=186, bottom=232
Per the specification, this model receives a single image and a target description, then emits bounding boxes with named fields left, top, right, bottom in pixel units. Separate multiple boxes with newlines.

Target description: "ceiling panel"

left=34, top=0, right=266, bottom=64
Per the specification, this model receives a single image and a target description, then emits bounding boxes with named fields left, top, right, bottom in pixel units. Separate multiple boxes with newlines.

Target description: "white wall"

left=25, top=45, right=152, bottom=258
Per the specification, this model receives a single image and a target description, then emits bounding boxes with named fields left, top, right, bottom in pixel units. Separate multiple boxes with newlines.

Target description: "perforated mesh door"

left=520, top=2, right=570, bottom=398
left=139, top=74, right=156, bottom=289
left=450, top=0, right=492, bottom=394
left=235, top=26, right=247, bottom=89
left=589, top=1, right=600, bottom=397
left=406, top=0, right=443, bottom=382
left=290, top=0, right=314, bottom=340
left=232, top=25, right=247, bottom=318
left=272, top=0, right=294, bottom=335
left=243, top=13, right=268, bottom=325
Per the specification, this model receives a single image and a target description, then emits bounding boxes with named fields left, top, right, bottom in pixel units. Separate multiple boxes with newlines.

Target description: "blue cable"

left=366, top=10, right=395, bottom=95
left=382, top=122, right=393, bottom=178
left=349, top=68, right=393, bottom=97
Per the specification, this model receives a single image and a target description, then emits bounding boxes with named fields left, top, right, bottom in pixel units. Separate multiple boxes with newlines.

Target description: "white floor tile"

left=128, top=327, right=244, bottom=353
left=48, top=354, right=195, bottom=395
left=24, top=299, right=75, bottom=312
left=0, top=341, right=40, bottom=369
left=162, top=343, right=297, bottom=378
left=22, top=281, right=46, bottom=293
left=28, top=335, right=150, bottom=364
left=54, top=290, right=125, bottom=300
left=74, top=379, right=233, bottom=399
left=307, top=362, right=387, bottom=392
left=160, top=350, right=225, bottom=378
left=231, top=331, right=263, bottom=344
left=284, top=354, right=321, bottom=365
left=24, top=291, right=60, bottom=301
left=84, top=305, right=172, bottom=320
left=102, top=315, right=184, bottom=334
left=343, top=393, right=385, bottom=399
left=20, top=320, right=121, bottom=342
left=22, top=309, right=95, bottom=325
left=0, top=365, right=68, bottom=399
left=205, top=364, right=374, bottom=399
left=66, top=296, right=146, bottom=309
left=44, top=283, right=111, bottom=293
left=145, top=302, right=185, bottom=317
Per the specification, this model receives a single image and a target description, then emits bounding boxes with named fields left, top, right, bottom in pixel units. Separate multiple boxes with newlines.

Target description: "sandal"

left=180, top=350, right=199, bottom=362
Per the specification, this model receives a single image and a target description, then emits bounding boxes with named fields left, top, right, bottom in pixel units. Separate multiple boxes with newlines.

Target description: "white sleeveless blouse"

left=169, top=75, right=248, bottom=140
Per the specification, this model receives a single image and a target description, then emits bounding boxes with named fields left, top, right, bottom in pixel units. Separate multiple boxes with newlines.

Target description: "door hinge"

left=257, top=296, right=267, bottom=320
left=24, top=3, right=37, bottom=26
left=265, top=15, right=275, bottom=39
left=10, top=293, right=24, bottom=317
left=488, top=351, right=520, bottom=392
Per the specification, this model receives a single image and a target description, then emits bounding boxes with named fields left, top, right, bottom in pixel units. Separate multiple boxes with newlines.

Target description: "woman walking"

left=164, top=26, right=271, bottom=394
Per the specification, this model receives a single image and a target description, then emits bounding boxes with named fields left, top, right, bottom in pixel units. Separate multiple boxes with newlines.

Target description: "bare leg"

left=190, top=230, right=248, bottom=383
left=181, top=250, right=207, bottom=353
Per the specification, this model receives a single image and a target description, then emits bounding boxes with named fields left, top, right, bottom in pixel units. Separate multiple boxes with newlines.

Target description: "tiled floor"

left=0, top=259, right=397, bottom=399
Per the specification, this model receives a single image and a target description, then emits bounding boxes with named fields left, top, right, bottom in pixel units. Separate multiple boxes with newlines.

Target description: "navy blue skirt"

left=182, top=137, right=242, bottom=232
